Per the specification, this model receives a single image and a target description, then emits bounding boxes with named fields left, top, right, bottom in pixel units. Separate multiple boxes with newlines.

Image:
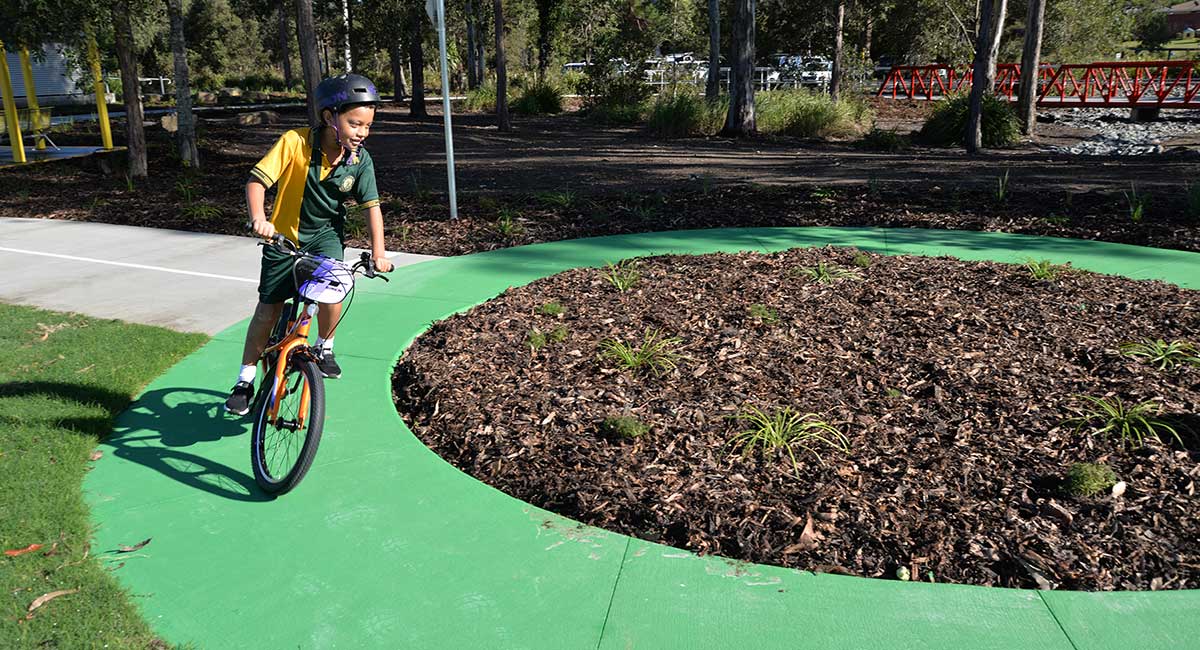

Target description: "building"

left=3, top=44, right=88, bottom=107
left=1165, top=1, right=1200, bottom=36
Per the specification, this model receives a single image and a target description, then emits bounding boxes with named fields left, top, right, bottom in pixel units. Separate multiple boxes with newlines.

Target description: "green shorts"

left=257, top=228, right=345, bottom=304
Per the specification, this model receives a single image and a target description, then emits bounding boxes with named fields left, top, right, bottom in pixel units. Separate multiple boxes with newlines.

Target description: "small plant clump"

left=602, top=259, right=641, bottom=292
left=1024, top=258, right=1069, bottom=281
left=600, top=415, right=650, bottom=439
left=1125, top=183, right=1148, bottom=223
left=1118, top=338, right=1200, bottom=371
left=748, top=303, right=779, bottom=325
left=493, top=209, right=525, bottom=238
left=852, top=252, right=873, bottom=268
left=728, top=406, right=849, bottom=474
left=598, top=328, right=682, bottom=376
left=535, top=190, right=575, bottom=208
left=861, top=127, right=910, bottom=152
left=526, top=325, right=569, bottom=352
left=1063, top=462, right=1118, bottom=498
left=793, top=261, right=861, bottom=284
left=538, top=301, right=565, bottom=316
left=1064, top=395, right=1183, bottom=449
left=995, top=169, right=1011, bottom=204
left=918, top=92, right=1020, bottom=148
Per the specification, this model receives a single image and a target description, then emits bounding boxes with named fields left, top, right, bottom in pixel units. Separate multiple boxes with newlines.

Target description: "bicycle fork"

left=265, top=302, right=319, bottom=429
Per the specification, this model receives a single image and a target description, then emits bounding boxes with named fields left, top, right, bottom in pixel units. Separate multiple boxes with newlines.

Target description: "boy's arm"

left=365, top=204, right=392, bottom=273
left=246, top=179, right=275, bottom=239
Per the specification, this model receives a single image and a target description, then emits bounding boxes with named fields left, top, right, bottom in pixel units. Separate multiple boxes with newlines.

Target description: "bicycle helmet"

left=314, top=73, right=380, bottom=164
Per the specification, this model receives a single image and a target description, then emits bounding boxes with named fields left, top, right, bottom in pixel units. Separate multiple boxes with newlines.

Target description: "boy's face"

left=326, top=105, right=375, bottom=151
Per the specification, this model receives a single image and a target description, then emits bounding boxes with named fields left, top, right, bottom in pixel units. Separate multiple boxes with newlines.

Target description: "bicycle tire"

left=250, top=353, right=325, bottom=495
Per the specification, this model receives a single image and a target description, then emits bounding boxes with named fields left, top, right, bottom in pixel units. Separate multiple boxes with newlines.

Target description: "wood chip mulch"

left=394, top=246, right=1200, bottom=591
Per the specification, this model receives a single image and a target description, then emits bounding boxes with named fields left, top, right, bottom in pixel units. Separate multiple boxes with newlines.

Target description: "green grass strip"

left=0, top=303, right=205, bottom=649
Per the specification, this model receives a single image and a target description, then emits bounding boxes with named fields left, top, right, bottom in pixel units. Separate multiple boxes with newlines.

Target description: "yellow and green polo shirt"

left=250, top=126, right=380, bottom=245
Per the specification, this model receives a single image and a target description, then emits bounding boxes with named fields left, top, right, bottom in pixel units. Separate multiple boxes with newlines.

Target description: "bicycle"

left=249, top=234, right=388, bottom=495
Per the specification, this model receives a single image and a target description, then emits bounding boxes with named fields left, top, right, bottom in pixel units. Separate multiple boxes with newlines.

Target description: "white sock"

left=237, top=364, right=256, bottom=384
left=315, top=336, right=334, bottom=354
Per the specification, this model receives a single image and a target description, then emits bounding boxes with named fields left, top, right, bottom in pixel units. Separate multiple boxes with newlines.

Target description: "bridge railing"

left=878, top=61, right=1199, bottom=108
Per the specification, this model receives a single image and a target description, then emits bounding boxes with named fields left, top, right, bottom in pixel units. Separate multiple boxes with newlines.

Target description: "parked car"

left=800, top=58, right=832, bottom=86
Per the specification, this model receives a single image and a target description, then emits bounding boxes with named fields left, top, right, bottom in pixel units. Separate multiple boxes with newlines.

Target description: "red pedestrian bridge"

left=878, top=60, right=1200, bottom=109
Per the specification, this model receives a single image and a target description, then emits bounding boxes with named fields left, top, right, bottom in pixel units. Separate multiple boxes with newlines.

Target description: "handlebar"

left=258, top=234, right=389, bottom=282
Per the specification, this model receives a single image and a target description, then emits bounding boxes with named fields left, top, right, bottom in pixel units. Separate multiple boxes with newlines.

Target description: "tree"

left=278, top=5, right=293, bottom=86
left=1133, top=10, right=1173, bottom=52
left=966, top=0, right=995, bottom=153
left=495, top=0, right=511, bottom=131
left=985, top=0, right=1007, bottom=89
left=830, top=0, right=846, bottom=100
left=167, top=0, right=199, bottom=168
left=409, top=3, right=428, bottom=117
left=722, top=0, right=756, bottom=136
left=296, top=0, right=321, bottom=126
left=340, top=0, right=352, bottom=70
left=466, top=0, right=480, bottom=88
left=113, top=0, right=147, bottom=177
left=1017, top=0, right=1045, bottom=135
left=705, top=0, right=720, bottom=100
left=534, top=0, right=561, bottom=78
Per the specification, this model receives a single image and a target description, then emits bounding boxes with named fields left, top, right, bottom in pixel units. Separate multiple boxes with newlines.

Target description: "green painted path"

left=86, top=228, right=1200, bottom=649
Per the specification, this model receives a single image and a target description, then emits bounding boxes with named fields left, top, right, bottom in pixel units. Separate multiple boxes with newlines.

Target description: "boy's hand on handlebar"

left=251, top=219, right=276, bottom=239
left=373, top=256, right=394, bottom=273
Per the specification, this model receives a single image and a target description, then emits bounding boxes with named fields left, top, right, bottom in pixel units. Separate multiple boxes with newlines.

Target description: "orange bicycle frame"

left=262, top=304, right=316, bottom=428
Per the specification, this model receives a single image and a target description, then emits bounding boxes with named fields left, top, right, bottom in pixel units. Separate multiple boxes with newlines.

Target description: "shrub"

left=600, top=415, right=650, bottom=439
left=465, top=83, right=505, bottom=112
left=919, top=93, right=1020, bottom=148
left=647, top=92, right=726, bottom=138
left=861, top=127, right=910, bottom=152
left=513, top=80, right=564, bottom=115
left=756, top=90, right=873, bottom=138
left=1063, top=462, right=1117, bottom=498
left=585, top=75, right=652, bottom=125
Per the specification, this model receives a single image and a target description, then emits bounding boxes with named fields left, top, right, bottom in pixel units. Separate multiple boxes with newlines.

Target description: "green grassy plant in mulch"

left=599, top=415, right=650, bottom=439
left=0, top=303, right=206, bottom=649
left=852, top=251, right=873, bottom=268
left=1063, top=395, right=1184, bottom=449
left=492, top=209, right=525, bottom=238
left=728, top=406, right=849, bottom=474
left=512, top=79, right=564, bottom=115
left=995, top=169, right=1011, bottom=204
left=1063, top=462, right=1118, bottom=498
left=756, top=89, right=873, bottom=138
left=598, top=328, right=682, bottom=376
left=792, top=261, right=861, bottom=284
left=534, top=190, right=576, bottom=208
left=860, top=127, right=911, bottom=152
left=1024, top=258, right=1070, bottom=281
left=918, top=92, right=1020, bottom=148
left=747, top=303, right=779, bottom=325
left=343, top=203, right=368, bottom=240
left=1118, top=338, right=1200, bottom=371
left=526, top=325, right=568, bottom=352
left=537, top=301, right=565, bottom=317
left=1125, top=183, right=1149, bottom=223
left=647, top=91, right=726, bottom=139
left=602, top=259, right=641, bottom=292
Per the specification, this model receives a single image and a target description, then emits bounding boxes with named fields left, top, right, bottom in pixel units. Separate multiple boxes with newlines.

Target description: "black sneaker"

left=317, top=352, right=342, bottom=379
left=224, top=381, right=254, bottom=416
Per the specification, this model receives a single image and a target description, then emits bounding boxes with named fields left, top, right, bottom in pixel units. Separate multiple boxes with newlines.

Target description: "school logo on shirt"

left=339, top=176, right=355, bottom=192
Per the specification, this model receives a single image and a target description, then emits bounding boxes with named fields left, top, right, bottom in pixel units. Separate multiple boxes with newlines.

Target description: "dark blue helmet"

left=315, top=73, right=380, bottom=113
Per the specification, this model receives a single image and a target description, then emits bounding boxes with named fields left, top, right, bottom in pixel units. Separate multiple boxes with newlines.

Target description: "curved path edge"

left=85, top=227, right=1200, bottom=649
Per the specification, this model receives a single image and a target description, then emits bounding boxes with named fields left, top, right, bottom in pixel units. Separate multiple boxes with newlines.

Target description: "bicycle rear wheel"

left=250, top=353, right=325, bottom=495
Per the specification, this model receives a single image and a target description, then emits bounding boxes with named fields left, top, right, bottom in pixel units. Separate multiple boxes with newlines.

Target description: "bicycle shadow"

left=107, top=386, right=271, bottom=502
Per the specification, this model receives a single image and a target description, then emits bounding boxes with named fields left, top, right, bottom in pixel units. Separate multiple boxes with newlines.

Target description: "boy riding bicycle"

left=225, top=73, right=394, bottom=416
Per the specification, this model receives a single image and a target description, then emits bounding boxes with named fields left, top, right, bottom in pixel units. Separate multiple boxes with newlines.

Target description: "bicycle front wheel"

left=250, top=355, right=325, bottom=495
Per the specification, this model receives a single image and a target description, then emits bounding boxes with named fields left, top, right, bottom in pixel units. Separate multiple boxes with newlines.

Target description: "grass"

left=600, top=415, right=650, bottom=439
left=756, top=89, right=873, bottom=138
left=1124, top=183, right=1148, bottom=223
left=995, top=169, right=1010, bottom=204
left=602, top=259, right=641, bottom=292
left=1118, top=338, right=1200, bottom=371
left=728, top=406, right=849, bottom=474
left=852, top=252, right=873, bottom=268
left=647, top=92, right=726, bottom=138
left=534, top=190, right=575, bottom=208
left=492, top=209, right=525, bottom=238
left=860, top=127, right=910, bottom=152
left=1024, top=258, right=1069, bottom=280
left=180, top=202, right=223, bottom=220
left=1063, top=462, right=1118, bottom=498
left=1063, top=395, right=1184, bottom=449
left=747, top=303, right=779, bottom=325
left=526, top=325, right=567, bottom=352
left=598, top=328, right=682, bottom=376
left=793, top=261, right=861, bottom=284
left=537, top=301, right=565, bottom=316
left=0, top=303, right=206, bottom=648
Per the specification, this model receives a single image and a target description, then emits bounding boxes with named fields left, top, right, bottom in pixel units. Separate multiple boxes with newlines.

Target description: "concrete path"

left=0, top=218, right=439, bottom=334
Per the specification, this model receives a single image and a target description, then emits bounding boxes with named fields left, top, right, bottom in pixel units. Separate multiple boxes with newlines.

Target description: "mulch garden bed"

left=394, top=246, right=1200, bottom=591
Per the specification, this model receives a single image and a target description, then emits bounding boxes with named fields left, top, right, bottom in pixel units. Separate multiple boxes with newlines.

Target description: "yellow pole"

left=19, top=48, right=44, bottom=150
left=88, top=38, right=113, bottom=150
left=0, top=43, right=27, bottom=164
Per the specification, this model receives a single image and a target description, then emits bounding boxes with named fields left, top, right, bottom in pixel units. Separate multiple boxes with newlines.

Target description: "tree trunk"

left=830, top=0, right=846, bottom=100
left=409, top=7, right=428, bottom=118
left=341, top=0, right=352, bottom=71
left=535, top=0, right=554, bottom=79
left=296, top=0, right=322, bottom=127
left=494, top=0, right=511, bottom=131
left=474, top=12, right=486, bottom=85
left=721, top=0, right=755, bottom=136
left=966, top=0, right=995, bottom=153
left=706, top=0, right=720, bottom=100
left=390, top=42, right=408, bottom=101
left=466, top=0, right=479, bottom=89
left=278, top=6, right=293, bottom=87
left=863, top=13, right=873, bottom=53
left=167, top=0, right=199, bottom=168
left=986, top=0, right=1007, bottom=89
left=1017, top=0, right=1045, bottom=135
left=113, top=0, right=147, bottom=177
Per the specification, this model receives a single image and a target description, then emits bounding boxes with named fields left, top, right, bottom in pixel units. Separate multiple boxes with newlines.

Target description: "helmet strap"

left=328, top=109, right=358, bottom=165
